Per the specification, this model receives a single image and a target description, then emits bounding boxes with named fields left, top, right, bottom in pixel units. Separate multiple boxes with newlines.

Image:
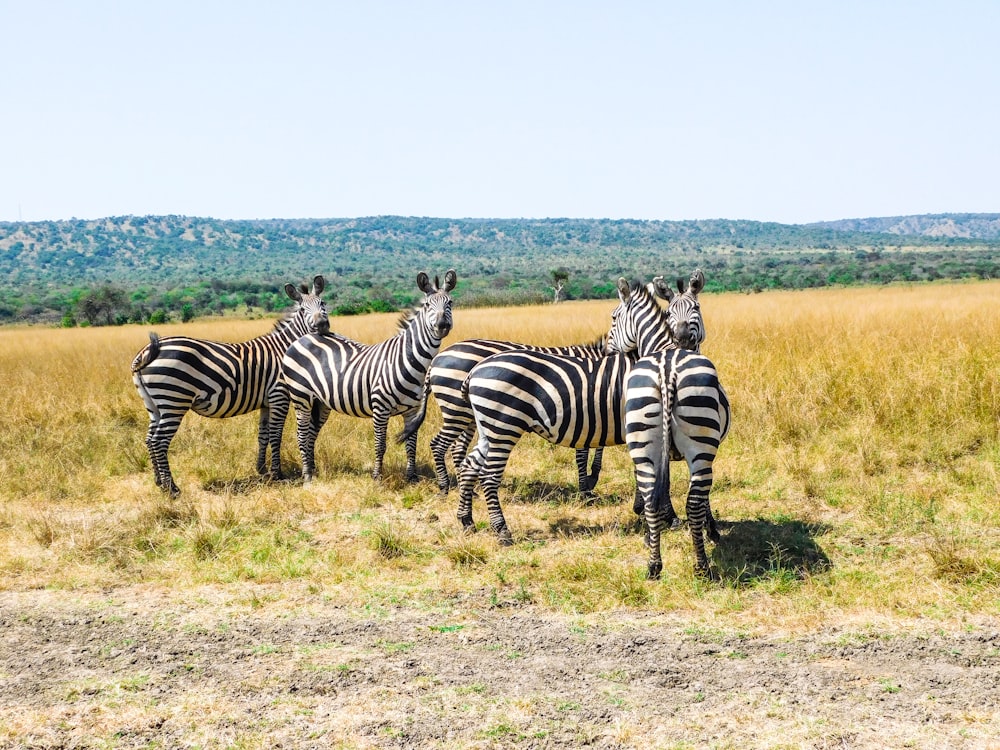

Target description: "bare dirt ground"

left=1, top=588, right=998, bottom=749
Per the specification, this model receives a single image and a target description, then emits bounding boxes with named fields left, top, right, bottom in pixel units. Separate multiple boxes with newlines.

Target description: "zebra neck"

left=637, top=322, right=673, bottom=356
left=399, top=315, right=441, bottom=357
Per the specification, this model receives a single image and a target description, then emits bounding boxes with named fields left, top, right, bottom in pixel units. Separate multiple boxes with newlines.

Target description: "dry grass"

left=1, top=283, right=998, bottom=632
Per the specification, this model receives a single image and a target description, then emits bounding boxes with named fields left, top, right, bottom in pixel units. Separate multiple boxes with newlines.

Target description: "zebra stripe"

left=458, top=350, right=635, bottom=543
left=278, top=270, right=457, bottom=482
left=455, top=274, right=705, bottom=543
left=625, top=348, right=730, bottom=578
left=130, top=276, right=329, bottom=496
left=417, top=337, right=611, bottom=495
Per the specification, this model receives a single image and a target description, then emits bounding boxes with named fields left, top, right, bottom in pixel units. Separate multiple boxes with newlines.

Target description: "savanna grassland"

left=1, top=282, right=999, bottom=749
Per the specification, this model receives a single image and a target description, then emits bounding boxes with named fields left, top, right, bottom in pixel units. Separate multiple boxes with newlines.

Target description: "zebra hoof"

left=695, top=564, right=716, bottom=580
left=405, top=473, right=419, bottom=484
left=646, top=561, right=663, bottom=580
left=669, top=516, right=684, bottom=530
left=496, top=529, right=514, bottom=546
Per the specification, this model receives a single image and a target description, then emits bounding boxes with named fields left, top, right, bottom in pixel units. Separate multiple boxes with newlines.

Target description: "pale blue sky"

left=2, top=1, right=997, bottom=224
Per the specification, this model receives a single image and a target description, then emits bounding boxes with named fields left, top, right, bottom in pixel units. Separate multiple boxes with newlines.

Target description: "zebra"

left=623, top=348, right=730, bottom=579
left=397, top=279, right=677, bottom=497
left=455, top=274, right=704, bottom=544
left=130, top=276, right=329, bottom=496
left=277, top=270, right=457, bottom=483
left=423, top=337, right=610, bottom=497
left=608, top=269, right=730, bottom=577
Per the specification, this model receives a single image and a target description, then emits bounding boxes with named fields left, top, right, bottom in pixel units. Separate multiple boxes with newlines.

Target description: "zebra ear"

left=417, top=272, right=434, bottom=294
left=443, top=269, right=457, bottom=292
left=312, top=275, right=326, bottom=296
left=616, top=277, right=631, bottom=303
left=651, top=276, right=674, bottom=302
left=688, top=269, right=705, bottom=296
left=285, top=283, right=303, bottom=302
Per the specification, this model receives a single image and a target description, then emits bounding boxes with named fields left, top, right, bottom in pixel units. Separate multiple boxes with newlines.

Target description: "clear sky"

left=2, top=1, right=998, bottom=225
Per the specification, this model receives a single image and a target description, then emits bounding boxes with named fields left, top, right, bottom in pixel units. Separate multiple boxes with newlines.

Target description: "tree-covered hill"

left=1, top=214, right=998, bottom=325
left=808, top=213, right=1000, bottom=240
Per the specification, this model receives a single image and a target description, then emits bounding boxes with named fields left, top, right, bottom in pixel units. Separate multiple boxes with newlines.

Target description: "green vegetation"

left=2, top=213, right=999, bottom=324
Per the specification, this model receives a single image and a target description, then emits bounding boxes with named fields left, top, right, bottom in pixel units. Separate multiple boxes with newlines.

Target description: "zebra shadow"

left=202, top=474, right=283, bottom=494
left=710, top=518, right=832, bottom=584
left=503, top=477, right=622, bottom=507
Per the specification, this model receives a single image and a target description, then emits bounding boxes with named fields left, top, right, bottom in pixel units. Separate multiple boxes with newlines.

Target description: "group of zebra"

left=130, top=268, right=729, bottom=578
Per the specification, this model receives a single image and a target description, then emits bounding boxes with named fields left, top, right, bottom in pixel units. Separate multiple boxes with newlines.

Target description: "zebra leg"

left=478, top=443, right=515, bottom=546
left=575, top=449, right=593, bottom=496
left=587, top=448, right=605, bottom=493
left=429, top=429, right=454, bottom=494
left=295, top=399, right=328, bottom=482
left=456, top=443, right=485, bottom=533
left=403, top=409, right=420, bottom=483
left=687, top=492, right=712, bottom=576
left=371, top=409, right=391, bottom=481
left=144, top=418, right=162, bottom=489
left=450, top=425, right=476, bottom=488
left=255, top=405, right=270, bottom=475
left=149, top=413, right=183, bottom=497
left=685, top=469, right=715, bottom=576
left=267, top=384, right=291, bottom=480
left=431, top=418, right=473, bottom=494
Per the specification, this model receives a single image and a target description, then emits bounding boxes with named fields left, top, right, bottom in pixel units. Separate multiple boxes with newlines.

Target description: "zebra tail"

left=653, top=353, right=678, bottom=516
left=131, top=332, right=161, bottom=373
left=132, top=332, right=162, bottom=420
left=396, top=370, right=431, bottom=445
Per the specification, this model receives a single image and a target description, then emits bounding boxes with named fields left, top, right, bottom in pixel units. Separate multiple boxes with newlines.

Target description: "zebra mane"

left=396, top=308, right=417, bottom=331
left=271, top=302, right=301, bottom=332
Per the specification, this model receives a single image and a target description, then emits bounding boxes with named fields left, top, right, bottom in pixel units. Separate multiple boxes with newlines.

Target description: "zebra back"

left=397, top=334, right=611, bottom=445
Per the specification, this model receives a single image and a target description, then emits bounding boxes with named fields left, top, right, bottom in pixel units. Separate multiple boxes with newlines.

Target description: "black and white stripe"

left=624, top=347, right=730, bottom=578
left=609, top=268, right=731, bottom=577
left=412, top=337, right=612, bottom=495
left=455, top=275, right=705, bottom=543
left=130, top=276, right=329, bottom=495
left=278, top=270, right=457, bottom=482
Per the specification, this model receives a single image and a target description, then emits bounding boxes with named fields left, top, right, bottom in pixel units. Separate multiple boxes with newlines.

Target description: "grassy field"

left=1, top=281, right=998, bottom=632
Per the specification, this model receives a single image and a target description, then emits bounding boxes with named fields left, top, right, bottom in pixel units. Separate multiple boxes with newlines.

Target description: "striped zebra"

left=130, top=276, right=329, bottom=496
left=422, top=337, right=610, bottom=496
left=277, top=270, right=456, bottom=483
left=608, top=269, right=730, bottom=577
left=455, top=274, right=704, bottom=544
left=623, top=348, right=730, bottom=579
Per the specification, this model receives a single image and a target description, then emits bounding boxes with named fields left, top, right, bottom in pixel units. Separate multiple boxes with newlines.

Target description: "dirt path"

left=0, top=590, right=998, bottom=749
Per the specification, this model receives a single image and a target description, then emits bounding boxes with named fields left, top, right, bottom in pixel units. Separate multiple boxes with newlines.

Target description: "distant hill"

left=808, top=213, right=1000, bottom=240
left=1, top=214, right=997, bottom=325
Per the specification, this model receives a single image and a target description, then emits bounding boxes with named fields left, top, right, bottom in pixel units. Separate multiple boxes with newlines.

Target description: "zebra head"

left=669, top=269, right=705, bottom=351
left=416, top=269, right=457, bottom=340
left=607, top=270, right=706, bottom=355
left=283, top=275, right=330, bottom=335
left=606, top=276, right=674, bottom=356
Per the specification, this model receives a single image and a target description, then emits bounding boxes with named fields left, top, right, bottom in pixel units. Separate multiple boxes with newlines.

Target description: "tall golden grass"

left=1, top=281, right=997, bottom=631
